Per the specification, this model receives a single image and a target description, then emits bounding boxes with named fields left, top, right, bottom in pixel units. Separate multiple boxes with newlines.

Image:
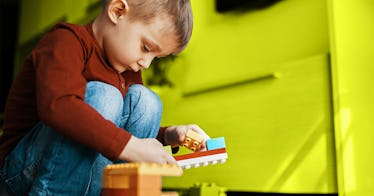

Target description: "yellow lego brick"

left=182, top=129, right=205, bottom=152
left=161, top=192, right=179, bottom=196
left=101, top=188, right=162, bottom=196
left=103, top=163, right=183, bottom=176
left=186, top=129, right=205, bottom=141
left=102, top=174, right=161, bottom=189
left=102, top=174, right=130, bottom=188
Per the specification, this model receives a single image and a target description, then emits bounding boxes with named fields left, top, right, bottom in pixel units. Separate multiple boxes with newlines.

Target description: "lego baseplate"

left=103, top=163, right=183, bottom=176
left=174, top=148, right=228, bottom=169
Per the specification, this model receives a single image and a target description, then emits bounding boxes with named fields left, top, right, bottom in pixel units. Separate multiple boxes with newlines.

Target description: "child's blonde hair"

left=103, top=0, right=193, bottom=52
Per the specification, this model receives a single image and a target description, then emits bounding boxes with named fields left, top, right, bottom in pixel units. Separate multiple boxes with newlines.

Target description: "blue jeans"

left=1, top=81, right=162, bottom=195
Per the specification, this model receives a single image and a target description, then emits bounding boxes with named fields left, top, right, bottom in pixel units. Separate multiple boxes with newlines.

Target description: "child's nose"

left=137, top=56, right=153, bottom=69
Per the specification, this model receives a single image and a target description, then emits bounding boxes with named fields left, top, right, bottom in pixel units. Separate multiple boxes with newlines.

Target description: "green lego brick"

left=189, top=183, right=227, bottom=196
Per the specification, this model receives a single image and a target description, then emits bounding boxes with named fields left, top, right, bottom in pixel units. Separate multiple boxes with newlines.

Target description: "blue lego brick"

left=206, top=137, right=226, bottom=150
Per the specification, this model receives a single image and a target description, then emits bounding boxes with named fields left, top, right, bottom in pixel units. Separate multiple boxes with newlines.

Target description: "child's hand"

left=164, top=124, right=211, bottom=151
left=119, top=136, right=177, bottom=164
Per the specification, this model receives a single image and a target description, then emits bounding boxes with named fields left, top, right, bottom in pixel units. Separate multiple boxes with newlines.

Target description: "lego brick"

left=185, top=129, right=205, bottom=141
left=161, top=192, right=179, bottom=196
left=176, top=152, right=227, bottom=169
left=174, top=148, right=228, bottom=169
left=103, top=163, right=183, bottom=176
left=102, top=174, right=130, bottom=189
left=174, top=148, right=226, bottom=160
left=101, top=188, right=161, bottom=196
left=206, top=137, right=226, bottom=150
left=102, top=163, right=183, bottom=195
left=189, top=183, right=227, bottom=196
left=182, top=129, right=205, bottom=152
left=102, top=174, right=161, bottom=189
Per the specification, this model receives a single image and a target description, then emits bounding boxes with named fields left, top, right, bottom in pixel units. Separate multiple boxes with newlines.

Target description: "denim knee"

left=126, top=84, right=162, bottom=118
left=85, top=81, right=123, bottom=126
left=121, top=84, right=162, bottom=138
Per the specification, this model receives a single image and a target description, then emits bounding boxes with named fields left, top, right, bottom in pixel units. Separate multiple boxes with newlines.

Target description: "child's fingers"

left=165, top=153, right=178, bottom=165
left=199, top=141, right=208, bottom=152
left=188, top=124, right=210, bottom=139
left=184, top=125, right=210, bottom=152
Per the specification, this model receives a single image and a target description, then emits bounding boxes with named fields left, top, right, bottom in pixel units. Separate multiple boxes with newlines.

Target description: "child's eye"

left=143, top=45, right=150, bottom=52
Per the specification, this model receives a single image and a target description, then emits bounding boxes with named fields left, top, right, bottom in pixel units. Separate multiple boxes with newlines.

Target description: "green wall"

left=15, top=0, right=100, bottom=75
left=158, top=0, right=336, bottom=193
left=328, top=0, right=374, bottom=195
left=168, top=0, right=330, bottom=94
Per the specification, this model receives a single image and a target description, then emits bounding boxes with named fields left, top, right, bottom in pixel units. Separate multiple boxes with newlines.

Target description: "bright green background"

left=157, top=0, right=335, bottom=193
left=12, top=0, right=374, bottom=194
left=328, top=0, right=374, bottom=195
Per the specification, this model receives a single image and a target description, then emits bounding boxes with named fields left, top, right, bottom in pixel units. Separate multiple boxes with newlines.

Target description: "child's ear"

left=107, top=0, right=130, bottom=24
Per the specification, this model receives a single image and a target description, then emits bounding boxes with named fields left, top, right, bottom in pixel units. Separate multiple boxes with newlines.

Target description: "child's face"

left=102, top=15, right=179, bottom=73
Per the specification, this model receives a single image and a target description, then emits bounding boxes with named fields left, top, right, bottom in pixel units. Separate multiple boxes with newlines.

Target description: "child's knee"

left=128, top=84, right=162, bottom=113
left=85, top=81, right=123, bottom=123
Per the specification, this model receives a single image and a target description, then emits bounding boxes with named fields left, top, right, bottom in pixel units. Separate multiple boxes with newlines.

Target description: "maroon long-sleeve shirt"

left=0, top=22, right=166, bottom=167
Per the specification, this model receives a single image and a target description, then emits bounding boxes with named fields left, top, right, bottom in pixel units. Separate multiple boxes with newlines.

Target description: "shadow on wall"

left=216, top=0, right=283, bottom=13
left=0, top=0, right=20, bottom=123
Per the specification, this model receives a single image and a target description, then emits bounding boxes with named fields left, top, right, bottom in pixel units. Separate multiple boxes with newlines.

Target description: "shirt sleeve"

left=33, top=27, right=131, bottom=161
left=157, top=126, right=167, bottom=145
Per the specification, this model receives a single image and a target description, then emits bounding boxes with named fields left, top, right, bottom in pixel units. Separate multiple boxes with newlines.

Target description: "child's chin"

left=112, top=66, right=126, bottom=73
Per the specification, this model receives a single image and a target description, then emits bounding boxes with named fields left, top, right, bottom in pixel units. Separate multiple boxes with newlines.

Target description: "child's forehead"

left=118, top=13, right=180, bottom=54
left=141, top=18, right=180, bottom=54
left=143, top=15, right=177, bottom=39
left=141, top=14, right=174, bottom=29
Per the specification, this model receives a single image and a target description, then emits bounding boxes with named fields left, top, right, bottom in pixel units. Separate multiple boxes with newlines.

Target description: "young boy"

left=0, top=0, right=210, bottom=195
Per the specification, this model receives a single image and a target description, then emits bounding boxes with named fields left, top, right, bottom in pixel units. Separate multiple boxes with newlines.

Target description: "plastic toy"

left=175, top=137, right=228, bottom=169
left=182, top=129, right=205, bottom=152
left=189, top=182, right=227, bottom=196
left=206, top=137, right=226, bottom=150
left=174, top=147, right=227, bottom=169
left=102, top=163, right=182, bottom=196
